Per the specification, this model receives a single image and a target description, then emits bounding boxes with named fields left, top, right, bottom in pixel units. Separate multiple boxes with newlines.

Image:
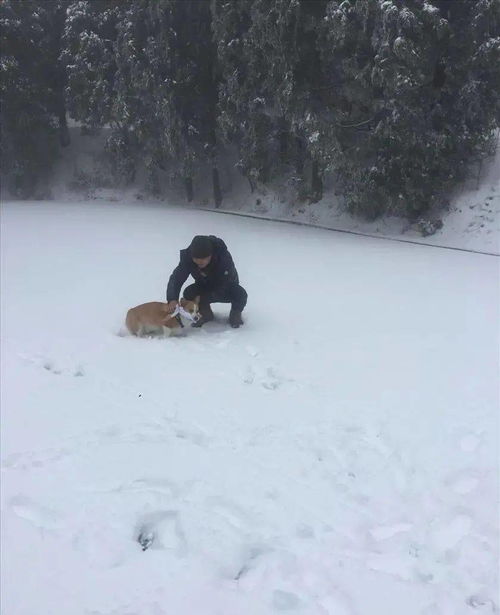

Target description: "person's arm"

left=166, top=253, right=190, bottom=303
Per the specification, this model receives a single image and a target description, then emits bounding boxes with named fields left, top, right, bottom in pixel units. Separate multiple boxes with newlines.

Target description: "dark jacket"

left=167, top=236, right=239, bottom=301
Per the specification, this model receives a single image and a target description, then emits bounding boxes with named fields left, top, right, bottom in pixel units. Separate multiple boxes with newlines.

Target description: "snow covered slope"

left=210, top=137, right=500, bottom=255
left=1, top=201, right=498, bottom=615
left=26, top=124, right=500, bottom=255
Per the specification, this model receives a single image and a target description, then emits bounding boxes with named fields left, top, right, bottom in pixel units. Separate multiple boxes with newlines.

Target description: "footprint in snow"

left=2, top=447, right=70, bottom=470
left=42, top=359, right=62, bottom=375
left=117, top=420, right=209, bottom=448
left=316, top=592, right=355, bottom=615
left=89, top=477, right=181, bottom=499
left=369, top=522, right=413, bottom=542
left=24, top=354, right=85, bottom=377
left=206, top=496, right=254, bottom=533
left=135, top=510, right=187, bottom=556
left=72, top=523, right=128, bottom=569
left=445, top=470, right=480, bottom=496
left=460, top=433, right=481, bottom=453
left=366, top=552, right=414, bottom=582
left=173, top=426, right=210, bottom=447
left=465, top=594, right=499, bottom=612
left=262, top=367, right=282, bottom=390
left=233, top=544, right=271, bottom=581
left=10, top=495, right=63, bottom=530
left=243, top=364, right=293, bottom=390
left=272, top=590, right=302, bottom=611
left=296, top=523, right=315, bottom=539
left=430, top=514, right=472, bottom=552
left=246, top=345, right=259, bottom=357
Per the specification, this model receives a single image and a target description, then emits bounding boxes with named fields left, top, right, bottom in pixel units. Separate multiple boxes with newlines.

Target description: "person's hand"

left=166, top=300, right=178, bottom=314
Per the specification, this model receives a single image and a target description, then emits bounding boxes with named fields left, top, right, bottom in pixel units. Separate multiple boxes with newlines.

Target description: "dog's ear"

left=194, top=295, right=200, bottom=305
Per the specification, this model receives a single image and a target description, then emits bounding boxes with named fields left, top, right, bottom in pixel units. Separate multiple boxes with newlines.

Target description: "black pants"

left=183, top=282, right=248, bottom=312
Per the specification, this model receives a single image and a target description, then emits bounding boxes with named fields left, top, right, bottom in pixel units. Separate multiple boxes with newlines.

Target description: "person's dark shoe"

left=191, top=303, right=214, bottom=328
left=229, top=309, right=244, bottom=328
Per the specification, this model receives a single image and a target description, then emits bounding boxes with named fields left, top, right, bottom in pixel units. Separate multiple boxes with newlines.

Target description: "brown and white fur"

left=125, top=297, right=199, bottom=337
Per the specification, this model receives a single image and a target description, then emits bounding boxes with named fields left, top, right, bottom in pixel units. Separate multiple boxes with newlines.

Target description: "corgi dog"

left=125, top=297, right=200, bottom=337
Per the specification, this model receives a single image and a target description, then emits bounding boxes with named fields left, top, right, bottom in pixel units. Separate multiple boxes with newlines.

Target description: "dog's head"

left=179, top=296, right=200, bottom=321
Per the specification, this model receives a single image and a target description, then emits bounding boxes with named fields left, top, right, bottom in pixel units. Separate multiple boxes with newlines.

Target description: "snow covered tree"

left=3, top=0, right=497, bottom=217
left=1, top=0, right=70, bottom=196
left=63, top=0, right=123, bottom=130
left=284, top=0, right=329, bottom=201
left=214, top=0, right=329, bottom=199
left=64, top=0, right=220, bottom=198
left=82, top=0, right=221, bottom=201
left=63, top=1, right=136, bottom=183
left=319, top=0, right=500, bottom=219
left=213, top=0, right=262, bottom=188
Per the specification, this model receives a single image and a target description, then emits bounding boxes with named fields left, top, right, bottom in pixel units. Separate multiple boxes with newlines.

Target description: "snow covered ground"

left=1, top=200, right=498, bottom=615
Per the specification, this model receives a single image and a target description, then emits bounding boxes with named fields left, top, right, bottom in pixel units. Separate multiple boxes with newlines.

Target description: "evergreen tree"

left=63, top=0, right=123, bottom=129
left=320, top=0, right=500, bottom=219
left=213, top=0, right=261, bottom=188
left=1, top=0, right=70, bottom=196
left=63, top=0, right=228, bottom=201
left=213, top=0, right=328, bottom=199
left=3, top=0, right=498, bottom=218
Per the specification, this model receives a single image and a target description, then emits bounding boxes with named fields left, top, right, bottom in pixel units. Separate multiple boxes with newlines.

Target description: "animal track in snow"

left=243, top=364, right=294, bottom=391
left=19, top=352, right=85, bottom=377
left=241, top=342, right=297, bottom=390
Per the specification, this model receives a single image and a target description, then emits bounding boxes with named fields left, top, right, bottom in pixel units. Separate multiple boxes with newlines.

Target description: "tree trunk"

left=311, top=159, right=323, bottom=203
left=279, top=117, right=288, bottom=163
left=53, top=5, right=71, bottom=148
left=259, top=163, right=269, bottom=183
left=184, top=176, right=194, bottom=202
left=295, top=136, right=305, bottom=177
left=58, top=105, right=70, bottom=147
left=212, top=167, right=222, bottom=208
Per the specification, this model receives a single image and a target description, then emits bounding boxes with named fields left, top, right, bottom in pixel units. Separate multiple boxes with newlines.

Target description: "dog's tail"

left=116, top=326, right=129, bottom=337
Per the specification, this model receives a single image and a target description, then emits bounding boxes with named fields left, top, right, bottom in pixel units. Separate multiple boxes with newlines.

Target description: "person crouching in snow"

left=166, top=235, right=247, bottom=328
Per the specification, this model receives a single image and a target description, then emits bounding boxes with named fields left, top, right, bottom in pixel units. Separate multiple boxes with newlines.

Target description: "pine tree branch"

left=336, top=116, right=375, bottom=128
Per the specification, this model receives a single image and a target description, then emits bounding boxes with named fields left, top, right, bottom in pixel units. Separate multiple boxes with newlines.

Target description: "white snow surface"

left=1, top=200, right=499, bottom=615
